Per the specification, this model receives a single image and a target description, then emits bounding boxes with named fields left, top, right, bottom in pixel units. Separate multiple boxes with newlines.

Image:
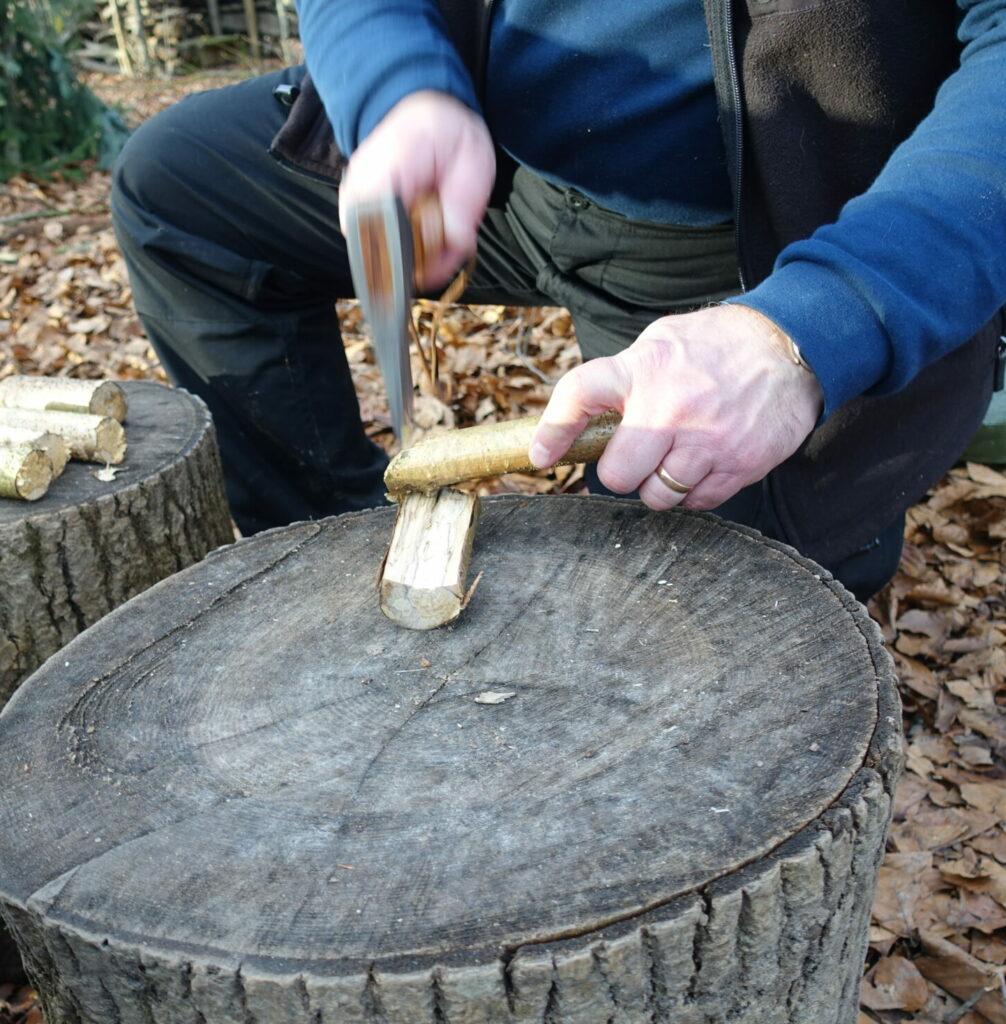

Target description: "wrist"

left=729, top=304, right=824, bottom=423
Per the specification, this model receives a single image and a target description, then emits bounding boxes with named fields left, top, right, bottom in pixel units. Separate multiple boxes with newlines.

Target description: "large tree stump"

left=0, top=381, right=234, bottom=706
left=0, top=496, right=901, bottom=1024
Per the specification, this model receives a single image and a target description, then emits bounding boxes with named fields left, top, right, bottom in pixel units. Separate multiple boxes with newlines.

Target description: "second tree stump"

left=0, top=380, right=233, bottom=705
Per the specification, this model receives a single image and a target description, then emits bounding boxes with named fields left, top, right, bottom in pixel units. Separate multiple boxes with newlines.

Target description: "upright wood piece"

left=379, top=487, right=480, bottom=629
left=0, top=497, right=901, bottom=1024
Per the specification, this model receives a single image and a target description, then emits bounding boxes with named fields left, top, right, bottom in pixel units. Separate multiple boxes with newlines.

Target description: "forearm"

left=734, top=0, right=1006, bottom=418
left=296, top=0, right=479, bottom=154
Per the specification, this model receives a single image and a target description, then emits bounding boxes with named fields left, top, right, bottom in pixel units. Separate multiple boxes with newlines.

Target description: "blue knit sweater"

left=297, top=0, right=1006, bottom=420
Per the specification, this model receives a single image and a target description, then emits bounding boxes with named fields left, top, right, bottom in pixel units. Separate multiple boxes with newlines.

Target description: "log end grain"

left=0, top=445, right=52, bottom=501
left=92, top=417, right=127, bottom=465
left=87, top=381, right=128, bottom=422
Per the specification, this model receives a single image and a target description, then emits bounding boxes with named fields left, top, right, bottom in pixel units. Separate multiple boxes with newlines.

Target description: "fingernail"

left=529, top=442, right=551, bottom=469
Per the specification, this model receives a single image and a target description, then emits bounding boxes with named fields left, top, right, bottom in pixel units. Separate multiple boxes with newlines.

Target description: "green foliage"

left=0, top=0, right=130, bottom=180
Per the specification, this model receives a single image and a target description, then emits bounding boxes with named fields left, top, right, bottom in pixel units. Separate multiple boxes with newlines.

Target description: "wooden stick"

left=106, top=0, right=134, bottom=75
left=379, top=488, right=480, bottom=629
left=0, top=442, right=53, bottom=501
left=274, top=0, right=293, bottom=64
left=0, top=409, right=126, bottom=465
left=0, top=376, right=127, bottom=422
left=242, top=0, right=261, bottom=59
left=384, top=411, right=620, bottom=495
left=125, top=0, right=152, bottom=74
left=0, top=426, right=69, bottom=476
left=206, top=0, right=222, bottom=37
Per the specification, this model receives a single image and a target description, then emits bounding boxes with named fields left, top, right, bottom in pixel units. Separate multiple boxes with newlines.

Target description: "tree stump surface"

left=0, top=496, right=902, bottom=1024
left=0, top=380, right=233, bottom=705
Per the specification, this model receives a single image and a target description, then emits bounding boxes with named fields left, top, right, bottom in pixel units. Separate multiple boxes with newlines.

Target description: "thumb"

left=529, top=357, right=628, bottom=468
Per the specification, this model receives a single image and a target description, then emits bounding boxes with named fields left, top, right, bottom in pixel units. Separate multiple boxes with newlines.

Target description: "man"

left=111, top=0, right=1006, bottom=603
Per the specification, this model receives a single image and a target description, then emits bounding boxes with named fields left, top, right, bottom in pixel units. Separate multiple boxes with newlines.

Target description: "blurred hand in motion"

left=338, top=90, right=495, bottom=291
left=529, top=304, right=824, bottom=511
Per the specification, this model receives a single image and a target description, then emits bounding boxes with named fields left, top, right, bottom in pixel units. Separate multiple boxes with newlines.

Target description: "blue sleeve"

left=731, top=0, right=1006, bottom=419
left=296, top=0, right=480, bottom=155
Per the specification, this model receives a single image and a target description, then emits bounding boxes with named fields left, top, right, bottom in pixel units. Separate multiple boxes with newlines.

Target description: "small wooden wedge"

left=379, top=488, right=480, bottom=630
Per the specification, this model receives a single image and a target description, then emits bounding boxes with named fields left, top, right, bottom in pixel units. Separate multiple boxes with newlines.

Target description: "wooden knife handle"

left=409, top=193, right=444, bottom=289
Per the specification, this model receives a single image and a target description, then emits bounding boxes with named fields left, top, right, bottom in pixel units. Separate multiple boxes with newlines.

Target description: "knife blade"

left=344, top=193, right=416, bottom=442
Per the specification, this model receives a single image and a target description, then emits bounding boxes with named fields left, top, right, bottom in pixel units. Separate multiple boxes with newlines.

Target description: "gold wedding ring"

left=656, top=467, right=693, bottom=495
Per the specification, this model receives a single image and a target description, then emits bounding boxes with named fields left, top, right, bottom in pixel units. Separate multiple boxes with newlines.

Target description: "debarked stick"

left=384, top=411, right=620, bottom=495
left=0, top=376, right=128, bottom=422
left=0, top=408, right=126, bottom=464
left=0, top=425, right=69, bottom=476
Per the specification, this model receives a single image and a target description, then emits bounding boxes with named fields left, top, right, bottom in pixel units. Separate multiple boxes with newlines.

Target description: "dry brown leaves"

left=865, top=463, right=1006, bottom=1024
left=1, top=69, right=1005, bottom=1024
left=0, top=983, right=41, bottom=1024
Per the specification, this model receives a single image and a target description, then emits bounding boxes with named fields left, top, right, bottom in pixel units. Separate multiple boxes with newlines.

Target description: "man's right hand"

left=338, top=90, right=495, bottom=291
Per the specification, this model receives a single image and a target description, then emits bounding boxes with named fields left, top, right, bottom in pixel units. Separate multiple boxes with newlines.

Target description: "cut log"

left=0, top=441, right=52, bottom=501
left=0, top=425, right=69, bottom=476
left=0, top=496, right=901, bottom=1024
left=0, top=375, right=128, bottom=422
left=379, top=486, right=480, bottom=629
left=0, top=407, right=126, bottom=464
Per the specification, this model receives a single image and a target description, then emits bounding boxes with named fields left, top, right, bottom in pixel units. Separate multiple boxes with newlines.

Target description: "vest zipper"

left=723, top=0, right=747, bottom=291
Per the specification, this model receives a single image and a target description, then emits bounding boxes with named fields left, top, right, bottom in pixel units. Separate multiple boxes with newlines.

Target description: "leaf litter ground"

left=0, top=70, right=1003, bottom=1024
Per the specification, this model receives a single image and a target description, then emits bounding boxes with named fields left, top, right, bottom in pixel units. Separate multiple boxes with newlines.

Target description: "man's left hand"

left=528, top=304, right=824, bottom=510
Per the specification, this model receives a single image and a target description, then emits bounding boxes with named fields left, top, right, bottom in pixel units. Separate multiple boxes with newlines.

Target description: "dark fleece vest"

left=271, top=0, right=1003, bottom=569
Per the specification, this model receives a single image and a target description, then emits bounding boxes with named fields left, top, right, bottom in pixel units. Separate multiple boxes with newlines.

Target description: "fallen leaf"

left=873, top=852, right=948, bottom=936
left=861, top=955, right=929, bottom=1012
left=916, top=930, right=1006, bottom=1024
left=959, top=782, right=1006, bottom=818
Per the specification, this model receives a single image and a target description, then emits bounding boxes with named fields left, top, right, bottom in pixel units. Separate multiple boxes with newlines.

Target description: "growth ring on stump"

left=0, top=496, right=901, bottom=1024
left=0, top=381, right=234, bottom=706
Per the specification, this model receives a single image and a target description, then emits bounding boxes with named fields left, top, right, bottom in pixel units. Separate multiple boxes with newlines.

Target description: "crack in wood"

left=55, top=519, right=88, bottom=636
left=430, top=966, right=449, bottom=1024
left=640, top=926, right=668, bottom=1023
left=362, top=962, right=385, bottom=1023
left=542, top=957, right=561, bottom=1024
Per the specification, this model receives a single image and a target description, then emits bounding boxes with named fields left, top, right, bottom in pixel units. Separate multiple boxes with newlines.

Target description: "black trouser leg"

left=111, top=67, right=388, bottom=535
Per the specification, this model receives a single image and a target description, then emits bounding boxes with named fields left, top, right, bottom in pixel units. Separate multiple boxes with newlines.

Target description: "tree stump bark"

left=0, top=496, right=902, bottom=1024
left=0, top=380, right=233, bottom=706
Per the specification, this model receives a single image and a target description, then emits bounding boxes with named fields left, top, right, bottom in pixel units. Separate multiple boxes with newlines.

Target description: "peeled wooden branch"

left=0, top=442, right=53, bottom=501
left=0, top=409, right=126, bottom=464
left=384, top=411, right=620, bottom=495
left=0, top=376, right=127, bottom=422
left=379, top=488, right=480, bottom=629
left=0, top=426, right=68, bottom=476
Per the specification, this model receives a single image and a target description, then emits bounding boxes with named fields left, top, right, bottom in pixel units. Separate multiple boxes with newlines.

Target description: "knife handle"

left=409, top=193, right=444, bottom=289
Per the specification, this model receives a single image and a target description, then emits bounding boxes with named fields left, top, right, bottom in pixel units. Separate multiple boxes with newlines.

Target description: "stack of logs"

left=0, top=377, right=128, bottom=502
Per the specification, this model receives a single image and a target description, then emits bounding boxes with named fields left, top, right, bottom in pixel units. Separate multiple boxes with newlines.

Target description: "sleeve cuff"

left=725, top=256, right=893, bottom=420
